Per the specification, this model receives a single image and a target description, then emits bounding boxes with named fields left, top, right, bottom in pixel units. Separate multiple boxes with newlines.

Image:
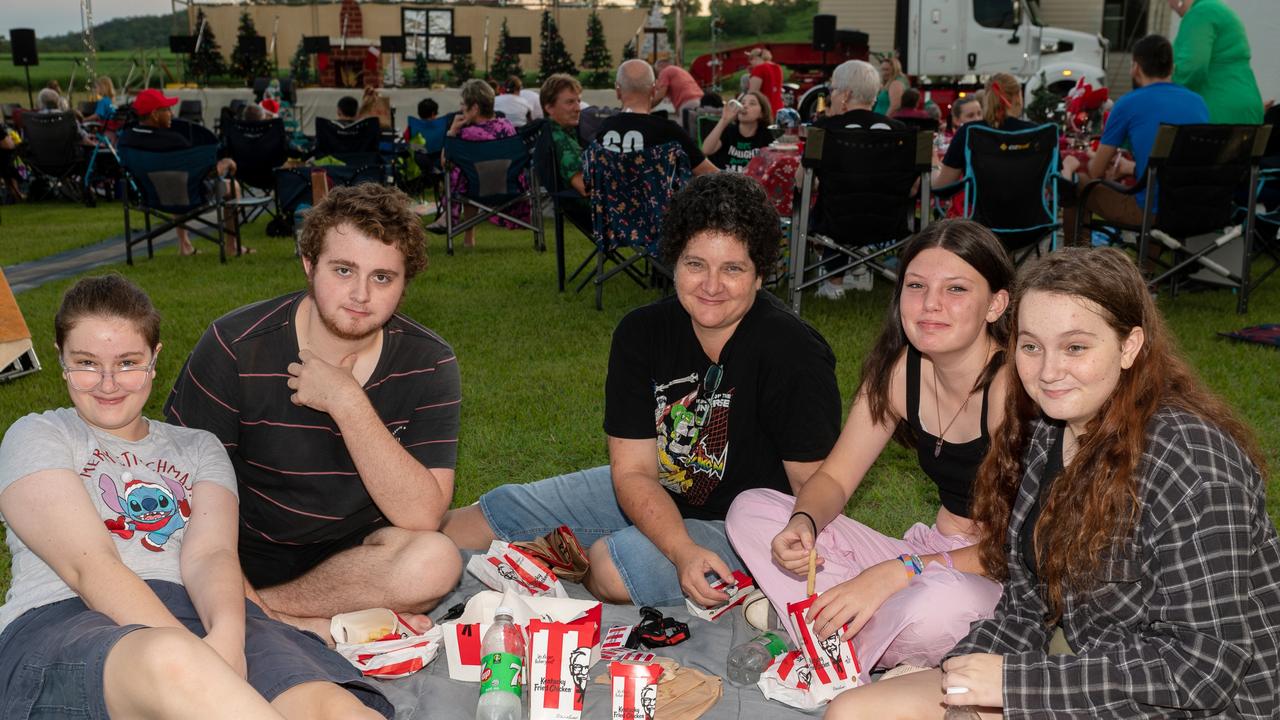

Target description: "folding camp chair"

left=790, top=127, right=934, bottom=313
left=531, top=119, right=596, bottom=291
left=315, top=117, right=380, bottom=164
left=441, top=125, right=544, bottom=256
left=272, top=162, right=387, bottom=241
left=577, top=107, right=619, bottom=145
left=935, top=123, right=1060, bottom=261
left=118, top=120, right=269, bottom=264
left=1078, top=123, right=1272, bottom=314
left=579, top=140, right=692, bottom=310
left=404, top=115, right=449, bottom=207
left=223, top=117, right=288, bottom=227
left=178, top=100, right=204, bottom=126
left=19, top=111, right=87, bottom=203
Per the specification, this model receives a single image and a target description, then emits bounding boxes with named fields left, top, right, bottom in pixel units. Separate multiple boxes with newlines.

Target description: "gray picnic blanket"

left=374, top=557, right=821, bottom=719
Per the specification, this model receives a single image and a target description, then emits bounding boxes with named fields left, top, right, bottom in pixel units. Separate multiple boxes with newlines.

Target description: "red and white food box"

left=527, top=619, right=598, bottom=720
left=683, top=570, right=756, bottom=622
left=785, top=594, right=863, bottom=695
left=467, top=540, right=569, bottom=598
left=330, top=608, right=442, bottom=679
left=609, top=661, right=664, bottom=720
left=440, top=590, right=602, bottom=682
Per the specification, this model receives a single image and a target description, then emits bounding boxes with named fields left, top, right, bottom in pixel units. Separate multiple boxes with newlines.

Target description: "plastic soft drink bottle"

left=477, top=608, right=524, bottom=720
left=725, top=630, right=789, bottom=686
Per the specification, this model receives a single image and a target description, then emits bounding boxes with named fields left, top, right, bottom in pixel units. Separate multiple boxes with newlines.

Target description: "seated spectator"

left=933, top=73, right=1035, bottom=188
left=891, top=87, right=933, bottom=122
left=417, top=97, right=439, bottom=120
left=1060, top=34, right=1210, bottom=244
left=0, top=274, right=395, bottom=720
left=596, top=59, right=717, bottom=175
left=811, top=59, right=906, bottom=300
left=702, top=90, right=773, bottom=173
left=947, top=93, right=983, bottom=139
left=494, top=76, right=533, bottom=128
left=0, top=108, right=22, bottom=201
left=117, top=88, right=247, bottom=257
left=42, top=80, right=70, bottom=112
left=242, top=103, right=272, bottom=122
left=355, top=87, right=392, bottom=130
left=541, top=73, right=588, bottom=199
left=84, top=76, right=116, bottom=123
left=428, top=78, right=529, bottom=247
left=442, top=173, right=842, bottom=609
left=519, top=83, right=544, bottom=122
left=653, top=58, right=704, bottom=122
left=336, top=95, right=359, bottom=124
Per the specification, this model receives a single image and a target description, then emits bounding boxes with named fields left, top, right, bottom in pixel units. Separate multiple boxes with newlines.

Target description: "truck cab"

left=901, top=0, right=1107, bottom=98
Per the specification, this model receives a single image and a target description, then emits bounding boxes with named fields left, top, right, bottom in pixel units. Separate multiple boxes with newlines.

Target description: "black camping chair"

left=178, top=100, right=204, bottom=125
left=440, top=123, right=544, bottom=256
left=1079, top=123, right=1272, bottom=314
left=223, top=117, right=288, bottom=227
left=531, top=119, right=597, bottom=291
left=579, top=140, right=692, bottom=310
left=314, top=117, right=381, bottom=165
left=19, top=111, right=88, bottom=203
left=272, top=162, right=386, bottom=242
left=577, top=107, right=620, bottom=146
left=934, top=123, right=1060, bottom=260
left=791, top=127, right=934, bottom=313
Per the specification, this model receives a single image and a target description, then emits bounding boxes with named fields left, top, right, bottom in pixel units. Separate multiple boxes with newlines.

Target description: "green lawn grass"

left=0, top=50, right=188, bottom=95
left=1, top=201, right=125, bottom=267
left=0, top=201, right=1277, bottom=600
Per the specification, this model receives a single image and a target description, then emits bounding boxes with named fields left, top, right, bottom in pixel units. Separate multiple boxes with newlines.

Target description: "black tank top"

left=905, top=346, right=991, bottom=519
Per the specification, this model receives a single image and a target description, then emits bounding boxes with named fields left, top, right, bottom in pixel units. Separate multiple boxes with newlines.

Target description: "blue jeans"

left=478, top=466, right=744, bottom=607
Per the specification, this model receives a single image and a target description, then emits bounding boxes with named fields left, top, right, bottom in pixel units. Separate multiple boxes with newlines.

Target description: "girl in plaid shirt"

left=828, top=247, right=1280, bottom=718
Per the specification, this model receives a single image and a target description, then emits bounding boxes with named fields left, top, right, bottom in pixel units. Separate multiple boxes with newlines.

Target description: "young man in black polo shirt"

left=165, top=184, right=462, bottom=638
left=595, top=59, right=718, bottom=176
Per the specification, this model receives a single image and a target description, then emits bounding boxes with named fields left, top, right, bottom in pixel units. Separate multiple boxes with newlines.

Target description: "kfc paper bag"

left=757, top=649, right=832, bottom=710
left=330, top=610, right=442, bottom=679
left=786, top=594, right=862, bottom=694
left=683, top=570, right=756, bottom=622
left=527, top=619, right=598, bottom=720
left=467, top=540, right=569, bottom=598
left=441, top=590, right=602, bottom=681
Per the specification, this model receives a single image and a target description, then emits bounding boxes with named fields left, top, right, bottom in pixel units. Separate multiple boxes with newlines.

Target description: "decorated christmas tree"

left=413, top=50, right=430, bottom=87
left=231, top=10, right=271, bottom=85
left=289, top=42, right=311, bottom=85
left=490, top=19, right=522, bottom=82
left=538, top=10, right=577, bottom=82
left=452, top=51, right=476, bottom=84
left=581, top=10, right=612, bottom=88
left=189, top=8, right=226, bottom=83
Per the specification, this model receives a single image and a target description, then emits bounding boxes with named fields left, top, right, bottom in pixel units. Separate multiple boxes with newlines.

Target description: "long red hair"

left=970, top=248, right=1266, bottom=620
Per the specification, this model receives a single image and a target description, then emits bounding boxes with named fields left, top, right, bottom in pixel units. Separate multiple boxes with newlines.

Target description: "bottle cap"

left=494, top=606, right=513, bottom=617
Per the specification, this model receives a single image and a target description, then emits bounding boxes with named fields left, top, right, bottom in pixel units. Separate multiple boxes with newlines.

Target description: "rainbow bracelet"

left=899, top=553, right=924, bottom=578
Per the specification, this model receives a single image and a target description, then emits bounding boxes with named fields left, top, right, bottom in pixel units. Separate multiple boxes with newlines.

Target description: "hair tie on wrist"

left=790, top=511, right=818, bottom=537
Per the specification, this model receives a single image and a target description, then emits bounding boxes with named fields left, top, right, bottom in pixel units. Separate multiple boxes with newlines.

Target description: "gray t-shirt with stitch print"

left=0, top=407, right=237, bottom=632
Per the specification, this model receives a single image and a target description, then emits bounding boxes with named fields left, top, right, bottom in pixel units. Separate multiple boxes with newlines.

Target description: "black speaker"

left=241, top=35, right=267, bottom=58
left=380, top=35, right=406, bottom=53
left=9, top=29, right=38, bottom=67
left=445, top=36, right=472, bottom=55
left=812, top=15, right=836, bottom=52
left=506, top=36, right=532, bottom=55
left=169, top=35, right=195, bottom=54
left=302, top=36, right=331, bottom=53
left=835, top=29, right=869, bottom=51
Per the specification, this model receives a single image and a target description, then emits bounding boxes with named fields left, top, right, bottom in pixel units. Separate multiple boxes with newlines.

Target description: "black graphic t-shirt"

left=709, top=123, right=773, bottom=173
left=596, top=113, right=706, bottom=167
left=604, top=291, right=841, bottom=520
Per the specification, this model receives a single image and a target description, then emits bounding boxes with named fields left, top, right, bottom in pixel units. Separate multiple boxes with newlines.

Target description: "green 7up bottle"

left=478, top=608, right=525, bottom=720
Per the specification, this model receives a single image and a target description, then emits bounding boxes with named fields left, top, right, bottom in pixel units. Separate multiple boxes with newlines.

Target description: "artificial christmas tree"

left=452, top=51, right=476, bottom=83
left=581, top=10, right=612, bottom=88
left=538, top=10, right=577, bottom=82
left=413, top=50, right=431, bottom=87
left=189, top=8, right=226, bottom=84
left=491, top=19, right=522, bottom=83
left=231, top=10, right=272, bottom=85
left=289, top=42, right=311, bottom=85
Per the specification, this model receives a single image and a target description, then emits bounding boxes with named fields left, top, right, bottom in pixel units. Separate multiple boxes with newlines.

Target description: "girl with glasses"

left=0, top=274, right=392, bottom=719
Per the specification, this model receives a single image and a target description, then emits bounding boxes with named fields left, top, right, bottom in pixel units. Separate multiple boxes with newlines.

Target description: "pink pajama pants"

left=725, top=488, right=1002, bottom=680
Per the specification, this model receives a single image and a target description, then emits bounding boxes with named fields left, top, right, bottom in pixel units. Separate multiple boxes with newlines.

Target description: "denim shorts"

left=478, top=465, right=745, bottom=607
left=0, top=580, right=392, bottom=719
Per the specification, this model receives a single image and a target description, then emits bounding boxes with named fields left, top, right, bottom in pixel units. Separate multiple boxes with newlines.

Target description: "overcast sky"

left=4, top=0, right=185, bottom=39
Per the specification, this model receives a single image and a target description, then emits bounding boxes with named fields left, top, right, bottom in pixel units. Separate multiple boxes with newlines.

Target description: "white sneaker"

left=815, top=281, right=846, bottom=300
left=844, top=266, right=874, bottom=292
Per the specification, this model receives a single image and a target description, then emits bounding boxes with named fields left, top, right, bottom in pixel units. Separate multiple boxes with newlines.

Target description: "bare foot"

left=397, top=612, right=434, bottom=635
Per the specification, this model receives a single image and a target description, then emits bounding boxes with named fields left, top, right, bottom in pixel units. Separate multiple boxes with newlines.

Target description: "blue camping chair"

left=579, top=140, right=692, bottom=310
left=441, top=125, right=544, bottom=256
left=404, top=115, right=449, bottom=209
left=934, top=123, right=1060, bottom=260
left=118, top=120, right=269, bottom=264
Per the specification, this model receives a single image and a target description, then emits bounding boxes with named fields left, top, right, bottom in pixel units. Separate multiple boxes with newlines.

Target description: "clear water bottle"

left=477, top=608, right=524, bottom=720
left=725, top=630, right=789, bottom=686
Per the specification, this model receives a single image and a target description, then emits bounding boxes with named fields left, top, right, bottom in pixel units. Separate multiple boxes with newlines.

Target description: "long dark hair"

left=861, top=219, right=1015, bottom=445
left=970, top=247, right=1266, bottom=620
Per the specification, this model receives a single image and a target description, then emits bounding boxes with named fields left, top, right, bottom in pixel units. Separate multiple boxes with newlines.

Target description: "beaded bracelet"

left=899, top=553, right=925, bottom=578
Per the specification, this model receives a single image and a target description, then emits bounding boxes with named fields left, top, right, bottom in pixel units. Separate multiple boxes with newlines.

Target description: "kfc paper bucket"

left=441, top=590, right=602, bottom=681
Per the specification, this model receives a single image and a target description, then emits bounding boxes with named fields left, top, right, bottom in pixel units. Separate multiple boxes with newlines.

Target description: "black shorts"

left=239, top=519, right=387, bottom=589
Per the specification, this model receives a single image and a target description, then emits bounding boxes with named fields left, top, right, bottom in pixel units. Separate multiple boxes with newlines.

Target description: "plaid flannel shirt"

left=948, top=407, right=1280, bottom=718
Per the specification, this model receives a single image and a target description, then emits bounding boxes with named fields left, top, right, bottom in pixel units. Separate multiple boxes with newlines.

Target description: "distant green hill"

left=0, top=12, right=182, bottom=54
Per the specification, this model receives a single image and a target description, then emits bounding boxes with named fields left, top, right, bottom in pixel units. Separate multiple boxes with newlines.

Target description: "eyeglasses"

left=59, top=355, right=157, bottom=392
left=696, top=364, right=724, bottom=427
